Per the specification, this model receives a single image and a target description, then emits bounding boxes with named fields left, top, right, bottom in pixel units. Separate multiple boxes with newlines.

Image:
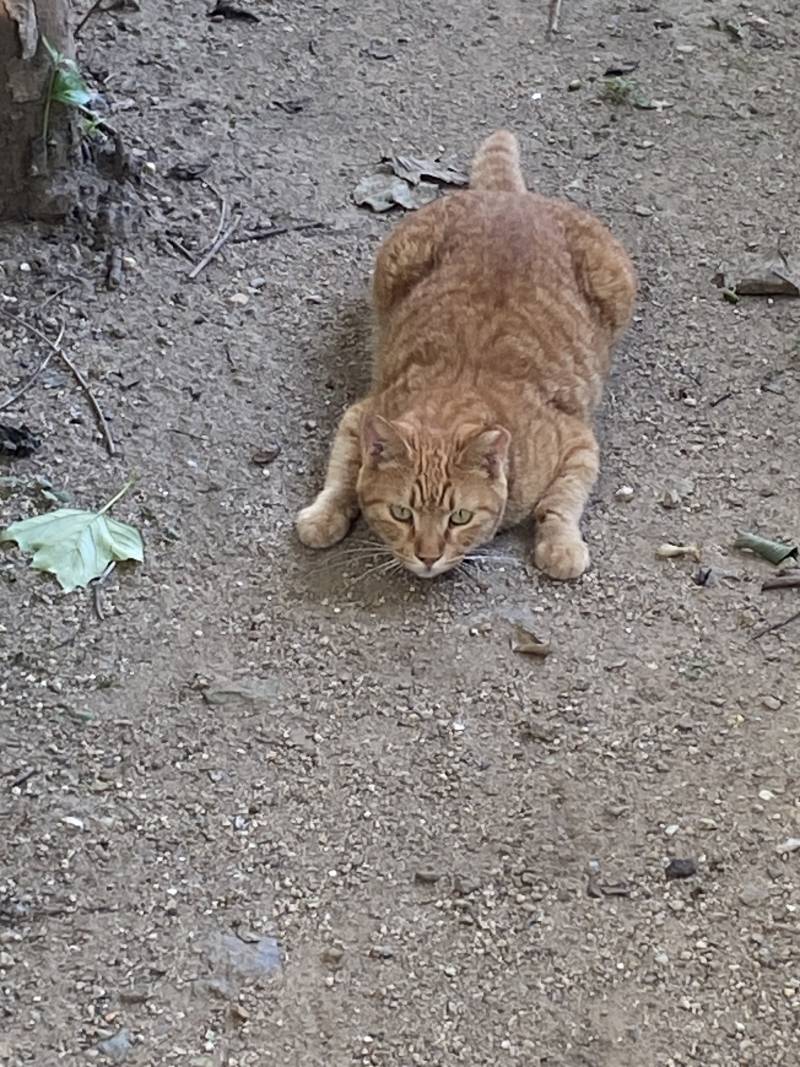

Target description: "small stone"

left=758, top=789, right=775, bottom=801
left=142, top=160, right=157, bottom=175
left=251, top=445, right=281, bottom=466
left=738, top=882, right=770, bottom=907
left=762, top=695, right=782, bottom=711
left=414, top=869, right=442, bottom=885
left=654, top=951, right=669, bottom=965
left=635, top=140, right=655, bottom=149
left=675, top=43, right=695, bottom=53
left=667, top=897, right=685, bottom=912
left=776, top=837, right=800, bottom=855
left=61, top=816, right=84, bottom=831
left=121, top=255, right=137, bottom=271
left=567, top=78, right=582, bottom=90
left=250, top=276, right=267, bottom=289
left=97, top=1029, right=132, bottom=1061
left=615, top=485, right=635, bottom=502
left=321, top=945, right=344, bottom=967
left=659, top=488, right=681, bottom=509
left=18, top=262, right=31, bottom=272
left=229, top=292, right=249, bottom=306
left=665, top=824, right=680, bottom=836
left=665, top=858, right=696, bottom=881
left=369, top=945, right=394, bottom=959
left=633, top=204, right=653, bottom=217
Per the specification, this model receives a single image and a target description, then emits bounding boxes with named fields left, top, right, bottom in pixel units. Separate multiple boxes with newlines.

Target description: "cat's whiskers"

left=349, top=556, right=405, bottom=587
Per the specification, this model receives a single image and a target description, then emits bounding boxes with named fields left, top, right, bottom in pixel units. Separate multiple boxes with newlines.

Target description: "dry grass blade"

left=187, top=214, right=241, bottom=280
left=0, top=320, right=65, bottom=412
left=547, top=0, right=564, bottom=37
left=0, top=309, right=115, bottom=456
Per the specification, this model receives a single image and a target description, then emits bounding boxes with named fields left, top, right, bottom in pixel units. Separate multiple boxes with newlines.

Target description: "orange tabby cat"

left=296, top=130, right=635, bottom=579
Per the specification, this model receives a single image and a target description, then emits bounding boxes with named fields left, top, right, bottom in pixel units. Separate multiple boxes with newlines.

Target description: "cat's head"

left=357, top=414, right=510, bottom=577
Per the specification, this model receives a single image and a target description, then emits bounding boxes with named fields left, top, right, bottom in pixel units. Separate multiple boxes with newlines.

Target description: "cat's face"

left=357, top=415, right=510, bottom=578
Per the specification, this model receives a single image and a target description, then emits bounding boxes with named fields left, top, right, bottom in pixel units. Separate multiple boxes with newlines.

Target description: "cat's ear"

left=458, top=427, right=511, bottom=479
left=361, top=414, right=410, bottom=467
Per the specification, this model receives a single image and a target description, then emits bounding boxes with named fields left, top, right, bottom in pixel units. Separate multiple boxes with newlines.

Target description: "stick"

left=546, top=0, right=563, bottom=37
left=187, top=214, right=241, bottom=280
left=91, top=561, right=116, bottom=622
left=0, top=320, right=65, bottom=412
left=0, top=308, right=115, bottom=457
left=762, top=574, right=800, bottom=592
left=752, top=607, right=800, bottom=640
left=75, top=0, right=109, bottom=37
left=231, top=221, right=324, bottom=244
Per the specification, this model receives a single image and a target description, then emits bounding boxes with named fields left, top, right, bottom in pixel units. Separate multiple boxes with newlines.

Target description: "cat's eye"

left=450, top=508, right=474, bottom=526
left=390, top=504, right=413, bottom=522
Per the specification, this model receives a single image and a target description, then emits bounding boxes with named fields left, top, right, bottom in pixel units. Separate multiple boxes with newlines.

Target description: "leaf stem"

left=98, top=478, right=135, bottom=516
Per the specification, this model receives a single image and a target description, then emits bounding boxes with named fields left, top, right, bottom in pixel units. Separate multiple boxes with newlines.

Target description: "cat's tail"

left=470, top=130, right=526, bottom=193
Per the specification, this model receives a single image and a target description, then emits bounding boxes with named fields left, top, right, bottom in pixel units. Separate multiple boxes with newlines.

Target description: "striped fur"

left=297, top=130, right=636, bottom=580
left=470, top=129, right=526, bottom=193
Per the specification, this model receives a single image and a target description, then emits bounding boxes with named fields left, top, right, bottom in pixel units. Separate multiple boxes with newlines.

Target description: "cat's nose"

left=418, top=555, right=439, bottom=570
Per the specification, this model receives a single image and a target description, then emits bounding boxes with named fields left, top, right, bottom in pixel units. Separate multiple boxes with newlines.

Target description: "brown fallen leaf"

left=382, top=155, right=469, bottom=188
left=511, top=626, right=551, bottom=657
left=715, top=258, right=800, bottom=298
left=353, top=172, right=438, bottom=213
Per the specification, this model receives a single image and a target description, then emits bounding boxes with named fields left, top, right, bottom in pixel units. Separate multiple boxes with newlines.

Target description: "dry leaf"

left=511, top=626, right=552, bottom=657
left=382, top=155, right=468, bottom=187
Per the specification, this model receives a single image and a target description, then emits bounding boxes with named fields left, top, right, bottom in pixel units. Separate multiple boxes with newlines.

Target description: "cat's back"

left=375, top=187, right=632, bottom=325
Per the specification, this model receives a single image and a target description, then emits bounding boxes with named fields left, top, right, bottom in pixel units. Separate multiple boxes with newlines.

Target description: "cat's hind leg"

left=296, top=402, right=366, bottom=548
left=532, top=425, right=599, bottom=580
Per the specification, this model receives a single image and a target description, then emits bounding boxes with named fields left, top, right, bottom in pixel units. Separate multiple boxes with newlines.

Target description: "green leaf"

left=0, top=484, right=143, bottom=592
left=42, top=34, right=93, bottom=109
left=734, top=530, right=798, bottom=566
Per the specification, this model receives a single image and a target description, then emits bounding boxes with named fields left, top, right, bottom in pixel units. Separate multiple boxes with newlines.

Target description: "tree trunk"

left=0, top=0, right=77, bottom=221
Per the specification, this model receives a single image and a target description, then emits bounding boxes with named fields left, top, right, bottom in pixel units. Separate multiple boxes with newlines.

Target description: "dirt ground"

left=2, top=1, right=800, bottom=1064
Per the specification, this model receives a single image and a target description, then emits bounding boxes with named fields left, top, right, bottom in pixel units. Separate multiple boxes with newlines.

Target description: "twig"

left=231, top=221, right=325, bottom=244
left=0, top=321, right=65, bottom=412
left=187, top=214, right=241, bottom=280
left=106, top=245, right=123, bottom=290
left=752, top=607, right=800, bottom=640
left=165, top=236, right=196, bottom=263
left=546, top=0, right=564, bottom=37
left=762, top=574, right=800, bottom=592
left=9, top=767, right=38, bottom=790
left=75, top=0, right=111, bottom=37
left=91, top=561, right=116, bottom=622
left=0, top=308, right=115, bottom=456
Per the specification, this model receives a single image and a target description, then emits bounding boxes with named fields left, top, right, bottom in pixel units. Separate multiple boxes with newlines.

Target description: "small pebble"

left=369, top=945, right=394, bottom=959
left=762, top=695, right=782, bottom=711
left=229, top=292, right=249, bottom=306
left=567, top=78, right=582, bottom=91
left=665, top=858, right=696, bottom=881
left=615, top=485, right=635, bottom=502
left=776, top=838, right=800, bottom=855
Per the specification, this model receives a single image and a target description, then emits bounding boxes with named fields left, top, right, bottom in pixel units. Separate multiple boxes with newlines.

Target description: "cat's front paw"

left=534, top=532, right=590, bottom=580
left=296, top=496, right=353, bottom=549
